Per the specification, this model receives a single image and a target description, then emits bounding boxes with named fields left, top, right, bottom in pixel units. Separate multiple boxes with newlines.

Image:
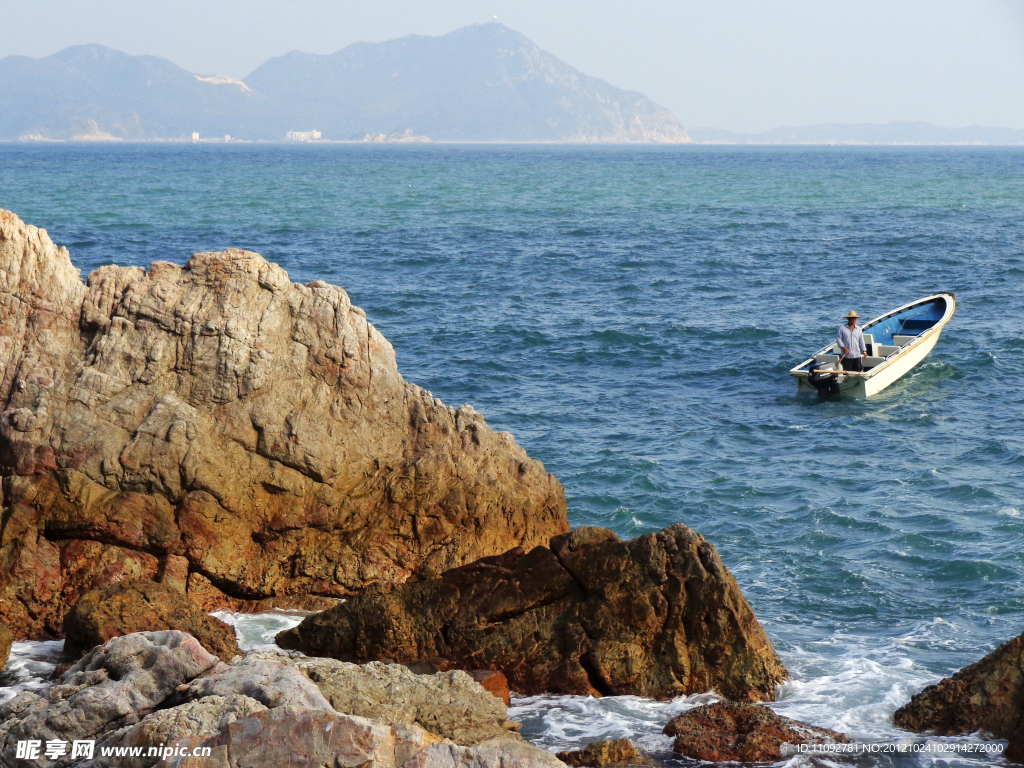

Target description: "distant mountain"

left=246, top=24, right=688, bottom=142
left=0, top=45, right=260, bottom=140
left=689, top=122, right=1024, bottom=145
left=0, top=25, right=690, bottom=143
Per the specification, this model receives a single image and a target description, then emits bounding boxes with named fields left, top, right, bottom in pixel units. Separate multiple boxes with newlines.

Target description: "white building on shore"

left=286, top=130, right=322, bottom=141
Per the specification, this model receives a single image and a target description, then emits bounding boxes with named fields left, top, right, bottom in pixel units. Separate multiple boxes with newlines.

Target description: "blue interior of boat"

left=864, top=299, right=945, bottom=344
left=802, top=297, right=946, bottom=370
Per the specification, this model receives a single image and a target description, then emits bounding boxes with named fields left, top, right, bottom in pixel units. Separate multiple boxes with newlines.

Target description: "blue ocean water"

left=2, top=143, right=1023, bottom=764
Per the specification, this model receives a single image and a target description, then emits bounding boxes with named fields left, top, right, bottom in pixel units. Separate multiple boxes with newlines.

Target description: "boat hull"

left=790, top=293, right=954, bottom=398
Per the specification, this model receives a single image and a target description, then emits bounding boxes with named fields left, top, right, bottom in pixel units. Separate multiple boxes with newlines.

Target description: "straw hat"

left=844, top=310, right=861, bottom=319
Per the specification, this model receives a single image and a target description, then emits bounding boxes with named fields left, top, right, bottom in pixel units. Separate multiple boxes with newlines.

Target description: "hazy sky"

left=4, top=0, right=1024, bottom=132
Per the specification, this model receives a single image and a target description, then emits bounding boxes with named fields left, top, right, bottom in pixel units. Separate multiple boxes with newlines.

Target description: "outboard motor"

left=807, top=362, right=841, bottom=397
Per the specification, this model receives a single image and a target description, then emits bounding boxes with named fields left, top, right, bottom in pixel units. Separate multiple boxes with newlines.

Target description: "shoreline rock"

left=252, top=653, right=522, bottom=745
left=894, top=631, right=1024, bottom=760
left=0, top=630, right=564, bottom=768
left=63, top=580, right=241, bottom=661
left=0, top=209, right=568, bottom=639
left=663, top=702, right=850, bottom=762
left=277, top=524, right=788, bottom=701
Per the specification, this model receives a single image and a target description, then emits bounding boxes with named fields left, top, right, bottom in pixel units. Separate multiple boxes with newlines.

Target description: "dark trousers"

left=842, top=357, right=864, bottom=372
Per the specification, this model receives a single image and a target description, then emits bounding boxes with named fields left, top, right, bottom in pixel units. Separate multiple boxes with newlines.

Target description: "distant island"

left=0, top=24, right=691, bottom=144
left=688, top=122, right=1024, bottom=146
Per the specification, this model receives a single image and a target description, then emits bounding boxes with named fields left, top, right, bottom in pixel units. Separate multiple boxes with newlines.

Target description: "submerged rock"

left=277, top=524, right=787, bottom=701
left=663, top=702, right=850, bottom=762
left=63, top=580, right=241, bottom=661
left=0, top=209, right=568, bottom=638
left=894, top=631, right=1024, bottom=760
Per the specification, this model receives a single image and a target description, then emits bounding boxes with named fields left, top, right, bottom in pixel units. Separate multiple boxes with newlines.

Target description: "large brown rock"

left=663, top=702, right=850, bottom=762
left=894, top=631, right=1024, bottom=760
left=277, top=524, right=787, bottom=701
left=0, top=209, right=568, bottom=638
left=64, top=580, right=241, bottom=661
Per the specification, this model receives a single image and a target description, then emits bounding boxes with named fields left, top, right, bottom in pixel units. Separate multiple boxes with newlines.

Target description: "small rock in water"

left=556, top=738, right=651, bottom=766
left=663, top=702, right=850, bottom=762
left=894, top=630, right=1024, bottom=760
left=63, top=580, right=241, bottom=662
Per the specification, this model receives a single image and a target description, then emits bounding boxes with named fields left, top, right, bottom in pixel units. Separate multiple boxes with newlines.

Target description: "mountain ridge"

left=0, top=24, right=690, bottom=143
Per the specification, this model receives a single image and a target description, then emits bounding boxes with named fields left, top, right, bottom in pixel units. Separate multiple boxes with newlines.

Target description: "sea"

left=1, top=143, right=1023, bottom=766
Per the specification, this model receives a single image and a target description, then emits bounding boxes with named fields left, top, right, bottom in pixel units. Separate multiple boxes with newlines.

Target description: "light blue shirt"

left=837, top=324, right=866, bottom=359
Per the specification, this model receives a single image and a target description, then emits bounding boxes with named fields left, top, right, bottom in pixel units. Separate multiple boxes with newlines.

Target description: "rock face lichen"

left=0, top=209, right=568, bottom=638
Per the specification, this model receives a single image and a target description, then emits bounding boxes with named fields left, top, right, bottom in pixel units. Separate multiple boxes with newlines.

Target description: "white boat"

left=789, top=293, right=956, bottom=398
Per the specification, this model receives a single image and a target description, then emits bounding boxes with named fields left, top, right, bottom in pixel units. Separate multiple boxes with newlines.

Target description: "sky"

left=3, top=0, right=1024, bottom=132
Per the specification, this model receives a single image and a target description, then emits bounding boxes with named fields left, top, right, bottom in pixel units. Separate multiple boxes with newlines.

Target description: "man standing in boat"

left=837, top=310, right=867, bottom=371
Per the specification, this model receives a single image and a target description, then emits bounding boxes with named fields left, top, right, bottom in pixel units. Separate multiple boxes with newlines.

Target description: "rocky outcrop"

left=662, top=702, right=850, bottom=762
left=160, top=706, right=444, bottom=768
left=63, top=580, right=241, bottom=661
left=0, top=631, right=220, bottom=762
left=277, top=524, right=787, bottom=701
left=179, top=655, right=335, bottom=712
left=252, top=654, right=520, bottom=745
left=86, top=695, right=268, bottom=768
left=894, top=631, right=1024, bottom=760
left=0, top=209, right=568, bottom=638
left=0, top=631, right=562, bottom=768
left=0, top=621, right=11, bottom=670
left=556, top=739, right=650, bottom=767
